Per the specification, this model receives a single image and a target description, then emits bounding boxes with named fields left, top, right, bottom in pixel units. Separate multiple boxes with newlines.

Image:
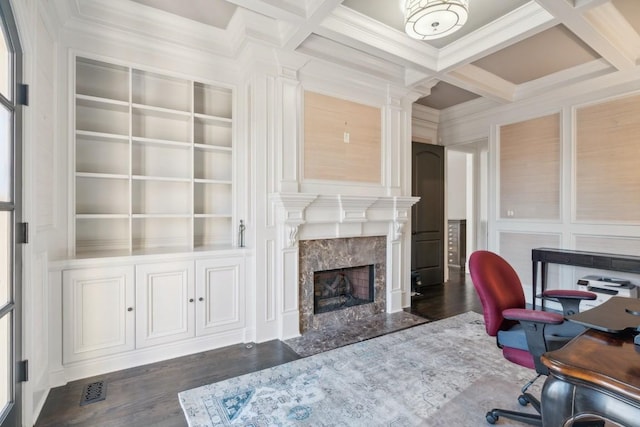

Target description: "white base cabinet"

left=62, top=266, right=135, bottom=364
left=60, top=254, right=246, bottom=379
left=135, top=261, right=195, bottom=348
left=196, top=258, right=245, bottom=336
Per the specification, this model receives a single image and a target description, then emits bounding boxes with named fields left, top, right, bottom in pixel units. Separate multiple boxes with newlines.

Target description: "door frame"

left=445, top=139, right=489, bottom=273
left=0, top=0, right=23, bottom=425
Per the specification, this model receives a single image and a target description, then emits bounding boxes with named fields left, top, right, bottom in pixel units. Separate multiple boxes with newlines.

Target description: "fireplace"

left=314, top=264, right=374, bottom=314
left=299, top=236, right=386, bottom=333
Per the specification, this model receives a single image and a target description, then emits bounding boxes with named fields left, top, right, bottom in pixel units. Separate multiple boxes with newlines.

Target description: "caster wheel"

left=486, top=411, right=498, bottom=424
left=518, top=394, right=529, bottom=406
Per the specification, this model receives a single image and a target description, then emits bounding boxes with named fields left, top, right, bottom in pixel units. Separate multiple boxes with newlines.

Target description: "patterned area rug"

left=179, top=312, right=539, bottom=426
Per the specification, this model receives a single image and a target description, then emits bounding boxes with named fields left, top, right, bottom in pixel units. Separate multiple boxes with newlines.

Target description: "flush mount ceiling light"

left=405, top=0, right=469, bottom=40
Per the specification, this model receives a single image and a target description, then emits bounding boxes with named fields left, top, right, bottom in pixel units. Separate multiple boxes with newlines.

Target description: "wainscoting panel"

left=499, top=231, right=561, bottom=288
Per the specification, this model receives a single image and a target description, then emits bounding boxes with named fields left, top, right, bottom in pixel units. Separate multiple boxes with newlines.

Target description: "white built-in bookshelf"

left=74, top=56, right=234, bottom=256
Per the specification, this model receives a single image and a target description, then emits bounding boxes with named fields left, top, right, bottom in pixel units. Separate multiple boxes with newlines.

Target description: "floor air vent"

left=80, top=380, right=107, bottom=406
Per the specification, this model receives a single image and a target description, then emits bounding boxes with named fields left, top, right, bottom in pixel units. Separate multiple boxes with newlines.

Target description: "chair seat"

left=497, top=322, right=587, bottom=354
left=498, top=324, right=528, bottom=351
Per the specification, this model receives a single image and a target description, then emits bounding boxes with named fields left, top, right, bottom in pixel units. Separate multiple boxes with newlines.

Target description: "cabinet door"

left=62, top=266, right=135, bottom=363
left=136, top=261, right=195, bottom=348
left=195, top=257, right=245, bottom=336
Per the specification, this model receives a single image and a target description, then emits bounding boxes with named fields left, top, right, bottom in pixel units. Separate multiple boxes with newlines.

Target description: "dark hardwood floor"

left=35, top=268, right=480, bottom=427
left=409, top=267, right=483, bottom=321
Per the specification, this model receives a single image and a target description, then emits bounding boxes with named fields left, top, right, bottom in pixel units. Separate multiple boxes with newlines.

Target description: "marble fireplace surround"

left=299, top=236, right=386, bottom=332
left=270, top=193, right=419, bottom=339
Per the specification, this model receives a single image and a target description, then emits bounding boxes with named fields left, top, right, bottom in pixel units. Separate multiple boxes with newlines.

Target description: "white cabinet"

left=196, top=257, right=245, bottom=336
left=62, top=266, right=135, bottom=363
left=74, top=56, right=235, bottom=256
left=61, top=255, right=245, bottom=367
left=135, top=261, right=195, bottom=348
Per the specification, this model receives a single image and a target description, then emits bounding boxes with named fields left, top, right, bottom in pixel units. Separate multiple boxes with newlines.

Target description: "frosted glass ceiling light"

left=405, top=0, right=469, bottom=40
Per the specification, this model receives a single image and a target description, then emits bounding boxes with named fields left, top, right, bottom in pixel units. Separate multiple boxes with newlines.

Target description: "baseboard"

left=60, top=330, right=246, bottom=382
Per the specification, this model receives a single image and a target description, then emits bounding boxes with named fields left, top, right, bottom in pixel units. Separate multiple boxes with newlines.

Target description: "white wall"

left=446, top=150, right=467, bottom=220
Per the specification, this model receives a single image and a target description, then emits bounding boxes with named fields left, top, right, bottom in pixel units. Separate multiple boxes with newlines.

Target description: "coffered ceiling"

left=50, top=0, right=640, bottom=110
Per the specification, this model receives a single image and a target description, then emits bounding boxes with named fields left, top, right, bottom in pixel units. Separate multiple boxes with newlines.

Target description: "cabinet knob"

left=198, top=297, right=204, bottom=302
left=127, top=307, right=133, bottom=312
left=189, top=298, right=194, bottom=303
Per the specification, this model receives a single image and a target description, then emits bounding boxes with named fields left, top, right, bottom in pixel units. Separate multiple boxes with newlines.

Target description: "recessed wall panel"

left=576, top=94, right=640, bottom=222
left=304, top=91, right=381, bottom=183
left=499, top=114, right=560, bottom=220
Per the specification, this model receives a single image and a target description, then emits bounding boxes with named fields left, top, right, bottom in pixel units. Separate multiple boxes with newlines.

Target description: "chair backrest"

left=469, top=250, right=526, bottom=336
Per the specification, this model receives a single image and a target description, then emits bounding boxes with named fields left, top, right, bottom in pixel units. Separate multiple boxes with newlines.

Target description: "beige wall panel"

left=576, top=94, right=640, bottom=222
left=500, top=114, right=560, bottom=219
left=304, top=91, right=381, bottom=183
left=499, top=232, right=561, bottom=287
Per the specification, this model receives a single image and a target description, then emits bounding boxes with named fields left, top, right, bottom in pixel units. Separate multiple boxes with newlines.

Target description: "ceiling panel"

left=416, top=81, right=480, bottom=110
left=471, top=25, right=601, bottom=85
left=130, top=0, right=237, bottom=29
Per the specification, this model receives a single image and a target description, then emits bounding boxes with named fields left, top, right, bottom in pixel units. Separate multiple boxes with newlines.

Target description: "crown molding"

left=296, top=34, right=404, bottom=84
left=316, top=5, right=440, bottom=72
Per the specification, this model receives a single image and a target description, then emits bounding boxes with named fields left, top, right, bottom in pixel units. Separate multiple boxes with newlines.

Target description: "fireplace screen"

left=313, top=264, right=374, bottom=314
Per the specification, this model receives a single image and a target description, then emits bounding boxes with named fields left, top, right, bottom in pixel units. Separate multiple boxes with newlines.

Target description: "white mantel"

left=270, top=193, right=419, bottom=339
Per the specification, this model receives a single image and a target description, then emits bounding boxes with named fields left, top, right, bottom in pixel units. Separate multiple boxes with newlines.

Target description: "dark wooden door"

left=412, top=142, right=445, bottom=286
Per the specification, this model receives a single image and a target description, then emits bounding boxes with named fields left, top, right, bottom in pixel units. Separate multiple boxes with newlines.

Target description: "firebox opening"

left=313, top=264, right=375, bottom=314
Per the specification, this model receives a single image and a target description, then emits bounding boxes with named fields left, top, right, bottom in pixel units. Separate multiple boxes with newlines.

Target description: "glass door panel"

left=0, top=106, right=9, bottom=202
left=0, top=1, right=19, bottom=425
left=0, top=314, right=9, bottom=418
left=0, top=212, right=8, bottom=307
left=0, top=26, right=10, bottom=101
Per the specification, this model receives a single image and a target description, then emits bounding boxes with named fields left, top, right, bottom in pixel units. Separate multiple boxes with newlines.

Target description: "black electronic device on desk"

left=566, top=296, right=640, bottom=334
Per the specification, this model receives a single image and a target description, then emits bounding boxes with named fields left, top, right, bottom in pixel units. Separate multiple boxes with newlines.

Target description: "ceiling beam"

left=224, top=0, right=306, bottom=23
left=282, top=0, right=344, bottom=50
left=445, top=64, right=516, bottom=104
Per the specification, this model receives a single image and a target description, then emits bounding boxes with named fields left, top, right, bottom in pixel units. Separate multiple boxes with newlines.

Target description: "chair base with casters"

left=486, top=374, right=542, bottom=425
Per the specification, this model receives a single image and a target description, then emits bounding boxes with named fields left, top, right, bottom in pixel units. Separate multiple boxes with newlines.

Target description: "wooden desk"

left=541, top=329, right=640, bottom=426
left=531, top=248, right=640, bottom=310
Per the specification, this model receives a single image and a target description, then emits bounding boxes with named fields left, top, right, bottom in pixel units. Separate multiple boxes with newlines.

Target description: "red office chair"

left=469, top=250, right=596, bottom=425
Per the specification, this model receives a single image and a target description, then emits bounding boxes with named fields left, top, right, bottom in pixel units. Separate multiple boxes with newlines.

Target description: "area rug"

left=179, top=312, right=539, bottom=426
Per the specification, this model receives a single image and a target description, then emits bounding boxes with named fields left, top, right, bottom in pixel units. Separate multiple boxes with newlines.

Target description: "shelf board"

left=132, top=214, right=192, bottom=219
left=76, top=172, right=129, bottom=180
left=194, top=143, right=232, bottom=152
left=76, top=129, right=129, bottom=142
left=76, top=214, right=129, bottom=219
left=132, top=175, right=191, bottom=182
left=194, top=178, right=232, bottom=185
left=132, top=136, right=191, bottom=148
left=76, top=94, right=129, bottom=108
left=132, top=103, right=191, bottom=118
left=194, top=214, right=232, bottom=218
left=194, top=113, right=232, bottom=124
